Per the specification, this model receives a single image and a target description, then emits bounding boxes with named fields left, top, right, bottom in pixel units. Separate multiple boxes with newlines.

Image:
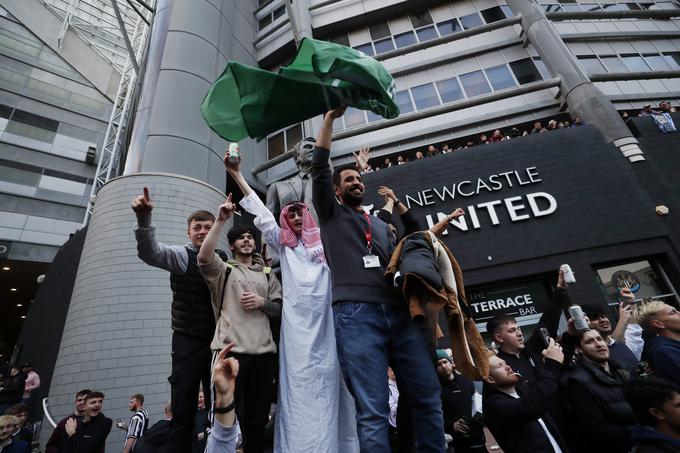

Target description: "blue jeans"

left=333, top=301, right=446, bottom=453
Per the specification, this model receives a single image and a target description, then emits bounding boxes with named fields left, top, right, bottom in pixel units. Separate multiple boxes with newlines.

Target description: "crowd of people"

left=361, top=100, right=678, bottom=173
left=2, top=106, right=679, bottom=453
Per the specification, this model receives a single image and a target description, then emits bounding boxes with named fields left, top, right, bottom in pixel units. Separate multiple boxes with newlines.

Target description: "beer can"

left=227, top=142, right=240, bottom=164
left=568, top=304, right=590, bottom=332
left=561, top=264, right=576, bottom=283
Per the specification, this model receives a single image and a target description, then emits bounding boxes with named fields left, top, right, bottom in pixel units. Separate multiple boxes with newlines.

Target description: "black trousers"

left=168, top=332, right=212, bottom=453
left=230, top=352, right=276, bottom=453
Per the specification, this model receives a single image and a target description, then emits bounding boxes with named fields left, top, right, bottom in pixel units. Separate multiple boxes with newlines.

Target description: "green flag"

left=201, top=37, right=399, bottom=142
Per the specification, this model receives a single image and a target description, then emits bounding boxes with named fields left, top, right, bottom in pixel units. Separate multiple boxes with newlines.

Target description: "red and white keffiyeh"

left=279, top=202, right=326, bottom=264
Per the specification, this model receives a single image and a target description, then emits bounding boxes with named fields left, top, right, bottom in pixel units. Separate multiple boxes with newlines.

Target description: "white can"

left=561, top=264, right=576, bottom=284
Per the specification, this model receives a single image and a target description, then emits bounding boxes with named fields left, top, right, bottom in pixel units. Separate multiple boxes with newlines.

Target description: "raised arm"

left=430, top=208, right=465, bottom=236
left=132, top=187, right=188, bottom=274
left=198, top=194, right=235, bottom=265
left=311, top=108, right=346, bottom=223
left=225, top=154, right=280, bottom=246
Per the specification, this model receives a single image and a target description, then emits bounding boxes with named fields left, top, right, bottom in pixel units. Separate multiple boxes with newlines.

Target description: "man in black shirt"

left=60, top=391, right=112, bottom=453
left=436, top=350, right=486, bottom=453
left=487, top=269, right=570, bottom=384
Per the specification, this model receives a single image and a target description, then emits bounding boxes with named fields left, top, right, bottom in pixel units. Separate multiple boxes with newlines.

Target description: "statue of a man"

left=266, top=136, right=319, bottom=222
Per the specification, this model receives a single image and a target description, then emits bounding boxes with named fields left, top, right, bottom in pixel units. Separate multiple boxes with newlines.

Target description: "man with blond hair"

left=633, top=300, right=680, bottom=383
left=0, top=415, right=29, bottom=453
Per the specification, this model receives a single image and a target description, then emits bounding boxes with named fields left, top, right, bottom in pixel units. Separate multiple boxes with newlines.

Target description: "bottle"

left=568, top=304, right=590, bottom=332
left=226, top=142, right=240, bottom=164
left=561, top=264, right=576, bottom=283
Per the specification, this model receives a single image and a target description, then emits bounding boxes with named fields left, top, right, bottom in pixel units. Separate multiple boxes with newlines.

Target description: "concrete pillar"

left=507, top=0, right=644, bottom=162
left=123, top=0, right=268, bottom=185
left=40, top=173, right=230, bottom=451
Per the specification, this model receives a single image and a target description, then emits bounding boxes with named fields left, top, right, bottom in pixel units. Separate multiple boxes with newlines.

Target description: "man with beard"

left=198, top=197, right=283, bottom=453
left=483, top=340, right=567, bottom=453
left=58, top=391, right=113, bottom=453
left=487, top=269, right=571, bottom=384
left=583, top=304, right=637, bottom=370
left=565, top=329, right=637, bottom=453
left=310, top=108, right=446, bottom=452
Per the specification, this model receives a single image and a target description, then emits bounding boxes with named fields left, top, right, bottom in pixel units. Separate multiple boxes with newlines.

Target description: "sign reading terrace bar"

left=467, top=279, right=551, bottom=327
left=399, top=166, right=557, bottom=232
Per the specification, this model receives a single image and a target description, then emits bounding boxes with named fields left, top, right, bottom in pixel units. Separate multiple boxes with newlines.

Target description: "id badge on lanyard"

left=361, top=211, right=380, bottom=268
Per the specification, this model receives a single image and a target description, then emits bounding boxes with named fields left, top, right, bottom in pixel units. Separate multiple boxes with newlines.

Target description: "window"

left=395, top=90, right=414, bottom=113
left=436, top=77, right=464, bottom=103
left=595, top=260, right=678, bottom=306
left=0, top=161, right=41, bottom=197
left=366, top=110, right=382, bottom=123
left=481, top=6, right=506, bottom=23
left=330, top=34, right=350, bottom=47
left=344, top=107, right=366, bottom=128
left=353, top=43, right=374, bottom=57
left=644, top=54, right=672, bottom=70
left=258, top=14, right=272, bottom=30
left=437, top=19, right=461, bottom=36
left=411, top=83, right=440, bottom=109
left=267, top=123, right=302, bottom=159
left=410, top=11, right=433, bottom=28
left=485, top=64, right=517, bottom=90
left=373, top=37, right=394, bottom=54
left=459, top=13, right=484, bottom=29
left=601, top=56, right=627, bottom=72
left=394, top=31, right=417, bottom=48
left=369, top=22, right=391, bottom=40
left=509, top=58, right=543, bottom=84
left=580, top=3, right=602, bottom=11
left=664, top=52, right=680, bottom=69
left=533, top=57, right=552, bottom=78
left=460, top=70, right=491, bottom=97
left=415, top=26, right=438, bottom=42
left=501, top=5, right=514, bottom=17
left=622, top=54, right=651, bottom=72
left=273, top=5, right=285, bottom=20
left=560, top=3, right=583, bottom=11
left=578, top=56, right=607, bottom=74
left=2, top=109, right=58, bottom=152
left=543, top=4, right=563, bottom=12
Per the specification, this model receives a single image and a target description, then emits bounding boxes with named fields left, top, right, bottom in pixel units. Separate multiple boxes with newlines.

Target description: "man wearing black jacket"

left=487, top=270, right=570, bottom=384
left=0, top=368, right=26, bottom=415
left=483, top=339, right=567, bottom=453
left=437, top=350, right=486, bottom=453
left=564, top=329, right=637, bottom=453
left=59, top=391, right=112, bottom=453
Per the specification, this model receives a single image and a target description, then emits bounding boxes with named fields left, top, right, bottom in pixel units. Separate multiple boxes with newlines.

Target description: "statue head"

left=293, top=137, right=316, bottom=174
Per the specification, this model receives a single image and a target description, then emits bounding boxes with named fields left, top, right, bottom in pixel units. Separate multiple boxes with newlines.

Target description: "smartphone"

left=539, top=327, right=551, bottom=348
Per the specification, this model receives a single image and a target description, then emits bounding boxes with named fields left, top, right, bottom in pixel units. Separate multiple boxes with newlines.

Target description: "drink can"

left=227, top=142, right=240, bottom=164
left=569, top=304, right=590, bottom=332
left=561, top=264, right=576, bottom=283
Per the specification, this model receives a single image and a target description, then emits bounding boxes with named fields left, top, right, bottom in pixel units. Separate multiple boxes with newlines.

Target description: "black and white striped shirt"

left=126, top=409, right=149, bottom=439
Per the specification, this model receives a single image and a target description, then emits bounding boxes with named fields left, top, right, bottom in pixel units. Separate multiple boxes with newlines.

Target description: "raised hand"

left=223, top=149, right=241, bottom=174
left=542, top=337, right=564, bottom=364
left=353, top=146, right=371, bottom=171
left=218, top=193, right=236, bottom=222
left=240, top=291, right=265, bottom=310
left=619, top=287, right=635, bottom=304
left=212, top=342, right=239, bottom=401
left=449, top=208, right=465, bottom=219
left=324, top=107, right=346, bottom=122
left=65, top=417, right=77, bottom=437
left=378, top=186, right=397, bottom=203
left=131, top=187, right=153, bottom=215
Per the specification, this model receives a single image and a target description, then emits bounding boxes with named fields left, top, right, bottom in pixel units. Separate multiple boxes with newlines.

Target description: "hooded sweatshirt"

left=199, top=252, right=282, bottom=354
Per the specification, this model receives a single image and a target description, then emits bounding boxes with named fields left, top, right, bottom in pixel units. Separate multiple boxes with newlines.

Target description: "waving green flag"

left=201, top=37, right=399, bottom=142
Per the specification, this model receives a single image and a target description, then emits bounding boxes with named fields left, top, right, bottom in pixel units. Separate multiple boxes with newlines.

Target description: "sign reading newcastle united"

left=399, top=167, right=557, bottom=232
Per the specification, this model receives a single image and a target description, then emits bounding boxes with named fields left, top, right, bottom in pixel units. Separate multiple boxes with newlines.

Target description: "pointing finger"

left=143, top=187, right=150, bottom=202
left=226, top=193, right=232, bottom=203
